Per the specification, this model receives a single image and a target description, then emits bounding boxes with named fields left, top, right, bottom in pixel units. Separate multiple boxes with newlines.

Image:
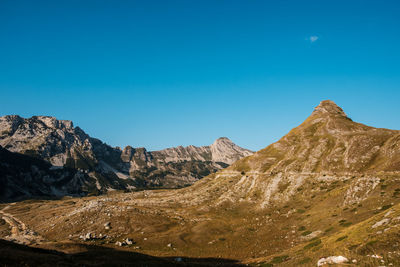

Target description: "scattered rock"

left=80, top=232, right=95, bottom=241
left=115, top=238, right=134, bottom=247
left=369, top=254, right=383, bottom=259
left=317, top=256, right=349, bottom=266
left=372, top=218, right=390, bottom=229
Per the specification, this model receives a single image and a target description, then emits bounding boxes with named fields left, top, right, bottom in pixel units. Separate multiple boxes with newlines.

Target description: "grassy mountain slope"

left=1, top=100, right=400, bottom=266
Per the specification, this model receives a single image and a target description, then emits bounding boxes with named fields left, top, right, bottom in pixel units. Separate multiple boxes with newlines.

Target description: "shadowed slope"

left=0, top=239, right=244, bottom=266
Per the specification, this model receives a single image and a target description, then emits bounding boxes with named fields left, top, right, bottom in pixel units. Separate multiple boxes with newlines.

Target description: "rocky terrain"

left=0, top=115, right=252, bottom=200
left=0, top=145, right=97, bottom=200
left=1, top=100, right=400, bottom=266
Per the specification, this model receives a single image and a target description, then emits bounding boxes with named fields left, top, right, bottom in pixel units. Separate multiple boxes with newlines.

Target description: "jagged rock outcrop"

left=210, top=137, right=253, bottom=164
left=0, top=145, right=94, bottom=200
left=0, top=115, right=253, bottom=200
left=148, top=137, right=252, bottom=164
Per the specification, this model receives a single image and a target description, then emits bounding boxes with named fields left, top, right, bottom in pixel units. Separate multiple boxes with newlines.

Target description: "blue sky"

left=1, top=0, right=399, bottom=151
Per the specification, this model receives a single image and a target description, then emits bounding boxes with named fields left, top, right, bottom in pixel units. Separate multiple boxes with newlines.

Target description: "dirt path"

left=0, top=203, right=45, bottom=245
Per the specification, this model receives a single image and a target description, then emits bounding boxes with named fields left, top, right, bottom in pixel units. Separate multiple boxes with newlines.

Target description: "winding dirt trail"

left=0, top=203, right=45, bottom=245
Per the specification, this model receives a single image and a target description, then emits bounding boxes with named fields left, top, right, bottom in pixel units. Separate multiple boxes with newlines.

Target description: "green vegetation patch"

left=338, top=219, right=352, bottom=227
left=304, top=239, right=321, bottom=250
left=301, top=230, right=312, bottom=236
left=298, top=257, right=312, bottom=265
left=270, top=255, right=289, bottom=264
left=336, top=235, right=348, bottom=242
left=325, top=227, right=334, bottom=233
left=366, top=240, right=378, bottom=246
left=381, top=204, right=393, bottom=211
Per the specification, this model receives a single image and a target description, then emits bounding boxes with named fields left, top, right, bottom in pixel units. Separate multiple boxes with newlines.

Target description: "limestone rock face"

left=0, top=115, right=253, bottom=200
left=0, top=115, right=95, bottom=168
left=210, top=137, right=253, bottom=164
left=151, top=137, right=252, bottom=165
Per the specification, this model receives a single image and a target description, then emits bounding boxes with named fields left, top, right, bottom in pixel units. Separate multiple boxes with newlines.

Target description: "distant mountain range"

left=2, top=101, right=400, bottom=266
left=0, top=115, right=252, bottom=200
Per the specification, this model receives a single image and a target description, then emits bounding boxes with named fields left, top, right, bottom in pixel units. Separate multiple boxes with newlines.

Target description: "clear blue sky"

left=1, top=0, right=399, bottom=151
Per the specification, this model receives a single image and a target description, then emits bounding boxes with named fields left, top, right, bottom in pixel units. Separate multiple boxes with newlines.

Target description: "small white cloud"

left=308, top=35, right=319, bottom=43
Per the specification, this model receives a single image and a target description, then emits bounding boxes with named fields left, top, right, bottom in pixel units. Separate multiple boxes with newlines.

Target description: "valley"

left=1, top=101, right=400, bottom=266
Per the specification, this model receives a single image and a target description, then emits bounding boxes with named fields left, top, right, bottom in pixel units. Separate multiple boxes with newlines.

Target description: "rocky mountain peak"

left=210, top=137, right=253, bottom=164
left=33, top=116, right=74, bottom=129
left=213, top=137, right=233, bottom=144
left=311, top=100, right=348, bottom=118
left=0, top=114, right=254, bottom=198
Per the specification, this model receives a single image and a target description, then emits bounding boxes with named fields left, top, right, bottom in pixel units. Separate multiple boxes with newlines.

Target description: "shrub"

left=336, top=235, right=348, bottom=242
left=339, top=220, right=352, bottom=227
left=304, top=239, right=321, bottom=250
left=366, top=240, right=378, bottom=246
left=298, top=257, right=312, bottom=264
left=270, top=255, right=289, bottom=264
left=381, top=204, right=393, bottom=211
left=301, top=230, right=312, bottom=236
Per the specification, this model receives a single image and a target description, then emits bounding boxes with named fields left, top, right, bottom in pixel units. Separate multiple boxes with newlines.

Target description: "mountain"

left=2, top=100, right=400, bottom=266
left=0, top=145, right=98, bottom=200
left=0, top=115, right=252, bottom=200
left=180, top=99, right=400, bottom=208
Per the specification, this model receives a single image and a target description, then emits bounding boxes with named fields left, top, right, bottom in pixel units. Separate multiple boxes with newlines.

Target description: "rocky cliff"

left=0, top=115, right=253, bottom=200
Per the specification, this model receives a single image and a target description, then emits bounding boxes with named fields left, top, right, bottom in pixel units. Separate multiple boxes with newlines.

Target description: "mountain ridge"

left=2, top=100, right=400, bottom=266
left=0, top=114, right=253, bottom=200
left=155, top=100, right=400, bottom=210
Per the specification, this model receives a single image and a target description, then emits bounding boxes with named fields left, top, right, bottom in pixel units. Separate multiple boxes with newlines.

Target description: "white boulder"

left=317, top=256, right=349, bottom=266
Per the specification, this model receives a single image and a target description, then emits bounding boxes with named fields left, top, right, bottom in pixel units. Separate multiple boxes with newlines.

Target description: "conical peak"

left=312, top=100, right=348, bottom=117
